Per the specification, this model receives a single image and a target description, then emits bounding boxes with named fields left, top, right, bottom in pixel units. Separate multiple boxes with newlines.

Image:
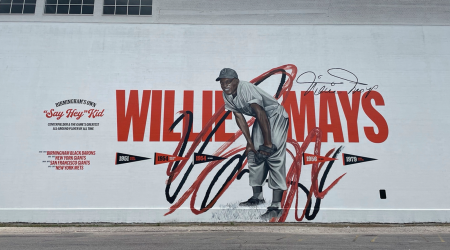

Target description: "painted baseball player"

left=216, top=68, right=289, bottom=220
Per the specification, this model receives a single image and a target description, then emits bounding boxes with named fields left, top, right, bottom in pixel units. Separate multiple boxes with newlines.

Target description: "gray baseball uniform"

left=223, top=81, right=288, bottom=190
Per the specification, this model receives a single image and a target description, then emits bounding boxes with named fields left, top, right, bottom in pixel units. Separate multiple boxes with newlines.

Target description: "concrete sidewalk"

left=1, top=224, right=450, bottom=250
left=1, top=223, right=450, bottom=234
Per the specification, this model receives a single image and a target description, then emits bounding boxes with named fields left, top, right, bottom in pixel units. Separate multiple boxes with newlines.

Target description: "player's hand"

left=245, top=142, right=258, bottom=156
left=259, top=144, right=277, bottom=156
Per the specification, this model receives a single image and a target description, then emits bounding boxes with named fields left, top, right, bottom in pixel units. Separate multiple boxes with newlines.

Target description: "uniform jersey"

left=222, top=80, right=288, bottom=191
left=222, top=81, right=288, bottom=119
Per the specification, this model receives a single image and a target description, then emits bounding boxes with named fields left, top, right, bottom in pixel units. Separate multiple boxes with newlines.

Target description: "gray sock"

left=252, top=186, right=263, bottom=199
left=271, top=189, right=284, bottom=208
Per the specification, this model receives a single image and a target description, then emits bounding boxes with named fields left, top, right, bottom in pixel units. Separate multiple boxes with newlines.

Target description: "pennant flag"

left=154, top=152, right=188, bottom=165
left=194, top=153, right=227, bottom=165
left=302, top=153, right=338, bottom=165
left=342, top=153, right=377, bottom=165
left=115, top=152, right=151, bottom=165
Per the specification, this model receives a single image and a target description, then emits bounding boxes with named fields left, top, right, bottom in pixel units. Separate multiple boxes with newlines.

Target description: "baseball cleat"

left=239, top=197, right=266, bottom=206
left=260, top=206, right=283, bottom=221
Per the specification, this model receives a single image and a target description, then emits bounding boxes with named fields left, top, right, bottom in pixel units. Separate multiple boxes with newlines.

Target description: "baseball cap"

left=216, top=68, right=238, bottom=81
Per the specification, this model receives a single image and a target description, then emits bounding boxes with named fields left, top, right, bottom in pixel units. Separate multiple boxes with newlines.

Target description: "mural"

left=4, top=23, right=448, bottom=223
left=115, top=64, right=387, bottom=222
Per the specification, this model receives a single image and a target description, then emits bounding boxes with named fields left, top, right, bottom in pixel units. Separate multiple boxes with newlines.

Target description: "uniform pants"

left=247, top=110, right=288, bottom=190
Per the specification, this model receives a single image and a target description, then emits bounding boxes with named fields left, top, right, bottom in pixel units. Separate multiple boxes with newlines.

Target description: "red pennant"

left=302, top=153, right=337, bottom=165
left=194, top=153, right=227, bottom=165
left=154, top=152, right=188, bottom=165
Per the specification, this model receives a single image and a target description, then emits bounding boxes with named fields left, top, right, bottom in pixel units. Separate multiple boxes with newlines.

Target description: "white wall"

left=1, top=0, right=450, bottom=25
left=0, top=22, right=449, bottom=223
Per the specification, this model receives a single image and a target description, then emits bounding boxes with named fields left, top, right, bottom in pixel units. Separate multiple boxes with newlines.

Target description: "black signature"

left=296, top=68, right=378, bottom=98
